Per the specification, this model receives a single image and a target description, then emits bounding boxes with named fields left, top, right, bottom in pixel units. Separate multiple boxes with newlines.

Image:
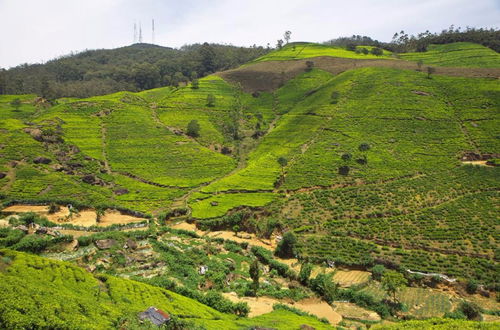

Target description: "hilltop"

left=0, top=43, right=268, bottom=98
left=0, top=38, right=499, bottom=328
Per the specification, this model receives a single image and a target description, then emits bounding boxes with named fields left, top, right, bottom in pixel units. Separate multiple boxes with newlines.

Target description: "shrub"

left=371, top=264, right=386, bottom=281
left=187, top=120, right=200, bottom=137
left=191, top=79, right=199, bottom=89
left=459, top=301, right=482, bottom=320
left=466, top=280, right=478, bottom=294
left=274, top=231, right=297, bottom=258
left=341, top=153, right=352, bottom=161
left=206, top=94, right=216, bottom=107
left=338, top=165, right=350, bottom=176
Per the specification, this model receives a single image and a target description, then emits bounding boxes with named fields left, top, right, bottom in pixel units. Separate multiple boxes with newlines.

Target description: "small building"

left=138, top=306, right=170, bottom=327
left=199, top=265, right=209, bottom=275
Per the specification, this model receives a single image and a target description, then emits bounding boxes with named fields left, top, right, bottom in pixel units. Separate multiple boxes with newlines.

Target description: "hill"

left=0, top=43, right=268, bottom=98
left=0, top=37, right=499, bottom=328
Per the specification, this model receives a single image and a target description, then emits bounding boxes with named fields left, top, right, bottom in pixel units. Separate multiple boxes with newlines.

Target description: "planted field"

left=400, top=42, right=500, bottom=68
left=190, top=192, right=277, bottom=219
left=360, top=283, right=454, bottom=318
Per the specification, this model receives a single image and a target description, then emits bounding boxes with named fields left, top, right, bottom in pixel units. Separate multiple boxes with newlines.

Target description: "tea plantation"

left=0, top=40, right=499, bottom=328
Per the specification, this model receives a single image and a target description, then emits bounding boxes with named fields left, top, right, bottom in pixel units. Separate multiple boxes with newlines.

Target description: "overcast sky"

left=0, top=0, right=498, bottom=68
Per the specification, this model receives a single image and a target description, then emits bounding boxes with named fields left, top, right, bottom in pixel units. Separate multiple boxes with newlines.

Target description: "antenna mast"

left=152, top=19, right=155, bottom=44
left=139, top=22, right=143, bottom=43
left=133, top=22, right=137, bottom=43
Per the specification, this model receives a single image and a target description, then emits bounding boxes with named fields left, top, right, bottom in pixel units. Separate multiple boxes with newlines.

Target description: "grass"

left=399, top=42, right=500, bottom=68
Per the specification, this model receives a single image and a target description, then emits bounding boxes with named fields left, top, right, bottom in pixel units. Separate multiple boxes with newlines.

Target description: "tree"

left=275, top=231, right=297, bottom=258
left=277, top=156, right=288, bottom=178
left=276, top=39, right=284, bottom=49
left=466, top=280, right=478, bottom=294
left=371, top=264, right=386, bottom=281
left=249, top=259, right=260, bottom=296
left=191, top=79, right=199, bottom=89
left=459, top=301, right=482, bottom=320
left=427, top=66, right=436, bottom=79
left=361, top=48, right=369, bottom=55
left=299, top=263, right=313, bottom=285
left=381, top=271, right=407, bottom=303
left=199, top=42, right=217, bottom=75
left=232, top=224, right=240, bottom=237
left=284, top=31, right=292, bottom=44
left=206, top=94, right=216, bottom=107
left=10, top=98, right=21, bottom=111
left=187, top=120, right=200, bottom=137
left=370, top=47, right=383, bottom=56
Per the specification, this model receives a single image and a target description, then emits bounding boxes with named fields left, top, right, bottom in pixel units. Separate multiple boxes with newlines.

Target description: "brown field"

left=2, top=205, right=145, bottom=227
left=222, top=292, right=342, bottom=324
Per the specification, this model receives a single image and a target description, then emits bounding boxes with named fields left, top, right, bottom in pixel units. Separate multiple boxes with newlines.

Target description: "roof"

left=139, top=307, right=170, bottom=326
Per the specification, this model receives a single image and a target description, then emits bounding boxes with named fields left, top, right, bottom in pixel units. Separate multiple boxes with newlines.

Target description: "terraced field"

left=400, top=42, right=500, bottom=68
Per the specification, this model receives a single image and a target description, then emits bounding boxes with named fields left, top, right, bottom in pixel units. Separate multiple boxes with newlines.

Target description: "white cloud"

left=0, top=0, right=498, bottom=68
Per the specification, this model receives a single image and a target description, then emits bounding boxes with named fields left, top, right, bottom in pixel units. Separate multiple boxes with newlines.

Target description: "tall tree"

left=249, top=259, right=260, bottom=296
left=381, top=271, right=407, bottom=303
left=284, top=31, right=292, bottom=44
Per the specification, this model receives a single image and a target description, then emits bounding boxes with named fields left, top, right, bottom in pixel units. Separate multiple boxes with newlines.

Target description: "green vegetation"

left=400, top=42, right=500, bottom=68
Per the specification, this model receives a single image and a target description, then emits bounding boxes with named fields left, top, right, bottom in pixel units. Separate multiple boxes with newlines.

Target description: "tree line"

left=0, top=42, right=269, bottom=98
left=324, top=26, right=500, bottom=53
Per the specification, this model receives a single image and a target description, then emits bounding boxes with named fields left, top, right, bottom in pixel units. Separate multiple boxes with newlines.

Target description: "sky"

left=0, top=0, right=498, bottom=68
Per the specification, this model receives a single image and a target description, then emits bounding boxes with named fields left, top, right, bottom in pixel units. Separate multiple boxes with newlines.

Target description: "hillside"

left=1, top=38, right=499, bottom=329
left=0, top=249, right=332, bottom=329
left=0, top=43, right=268, bottom=98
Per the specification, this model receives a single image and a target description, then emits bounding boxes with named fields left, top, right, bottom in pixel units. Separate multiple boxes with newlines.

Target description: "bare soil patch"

left=98, top=210, right=146, bottom=227
left=333, top=270, right=371, bottom=287
left=218, top=57, right=500, bottom=93
left=332, top=302, right=381, bottom=322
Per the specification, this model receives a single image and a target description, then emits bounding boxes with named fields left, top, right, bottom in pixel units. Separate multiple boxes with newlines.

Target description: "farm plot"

left=360, top=283, right=454, bottom=319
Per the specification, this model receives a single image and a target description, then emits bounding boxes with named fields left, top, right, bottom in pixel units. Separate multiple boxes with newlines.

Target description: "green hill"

left=0, top=249, right=332, bottom=329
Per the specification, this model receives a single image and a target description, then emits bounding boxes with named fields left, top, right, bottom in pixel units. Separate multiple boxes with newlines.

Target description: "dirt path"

left=100, top=123, right=111, bottom=174
left=219, top=56, right=500, bottom=93
left=461, top=160, right=493, bottom=167
left=222, top=292, right=342, bottom=324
